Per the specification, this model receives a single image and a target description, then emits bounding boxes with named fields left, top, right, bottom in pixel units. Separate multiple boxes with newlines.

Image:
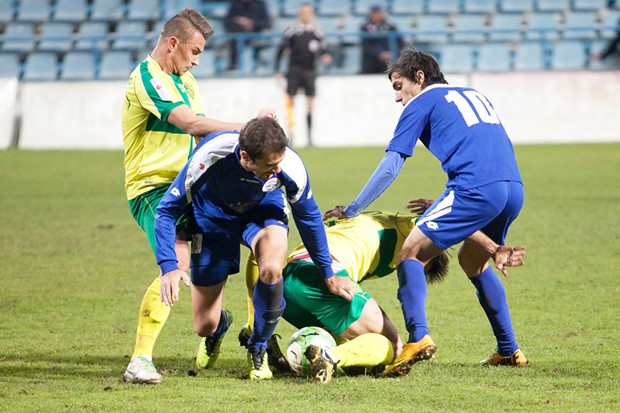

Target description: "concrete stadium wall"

left=3, top=71, right=619, bottom=150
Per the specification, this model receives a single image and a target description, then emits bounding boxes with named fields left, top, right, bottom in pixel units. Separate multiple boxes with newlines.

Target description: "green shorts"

left=128, top=185, right=193, bottom=255
left=282, top=260, right=372, bottom=335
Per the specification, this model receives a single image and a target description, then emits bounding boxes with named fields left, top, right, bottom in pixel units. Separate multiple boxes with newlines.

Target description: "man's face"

left=298, top=5, right=315, bottom=24
left=390, top=72, right=424, bottom=106
left=169, top=30, right=206, bottom=76
left=242, top=150, right=286, bottom=181
left=370, top=10, right=384, bottom=24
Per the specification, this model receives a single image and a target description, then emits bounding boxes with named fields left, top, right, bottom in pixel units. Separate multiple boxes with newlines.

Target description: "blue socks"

left=249, top=279, right=286, bottom=352
left=211, top=309, right=228, bottom=338
left=397, top=259, right=429, bottom=343
left=470, top=266, right=518, bottom=355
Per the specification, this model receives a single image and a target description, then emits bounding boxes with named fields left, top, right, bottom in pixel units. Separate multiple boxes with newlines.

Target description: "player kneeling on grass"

left=243, top=210, right=525, bottom=383
left=154, top=117, right=354, bottom=381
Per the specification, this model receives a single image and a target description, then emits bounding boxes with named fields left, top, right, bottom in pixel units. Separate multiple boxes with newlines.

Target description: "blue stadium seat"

left=562, top=11, right=598, bottom=40
left=253, top=44, right=278, bottom=76
left=550, top=40, right=587, bottom=69
left=499, top=0, right=534, bottom=13
left=0, top=52, right=21, bottom=78
left=163, top=0, right=200, bottom=19
left=340, top=15, right=362, bottom=45
left=514, top=42, right=546, bottom=70
left=390, top=0, right=424, bottom=15
left=75, top=22, right=109, bottom=51
left=600, top=10, right=620, bottom=39
left=0, top=0, right=14, bottom=25
left=271, top=16, right=295, bottom=34
left=16, top=0, right=51, bottom=22
left=439, top=44, right=474, bottom=73
left=414, top=15, right=449, bottom=43
left=427, top=0, right=461, bottom=15
left=536, top=0, right=570, bottom=12
left=60, top=51, right=96, bottom=80
left=525, top=12, right=562, bottom=40
left=477, top=43, right=512, bottom=71
left=23, top=52, right=58, bottom=81
left=1, top=22, right=37, bottom=53
left=315, top=16, right=341, bottom=35
left=98, top=50, right=134, bottom=80
left=391, top=15, right=414, bottom=33
left=463, top=0, right=497, bottom=14
left=353, top=0, right=389, bottom=16
left=316, top=0, right=350, bottom=16
left=53, top=0, right=87, bottom=23
left=127, top=0, right=162, bottom=22
left=488, top=13, right=523, bottom=41
left=282, top=0, right=315, bottom=17
left=333, top=44, right=361, bottom=75
left=90, top=0, right=125, bottom=22
left=112, top=21, right=148, bottom=51
left=38, top=22, right=74, bottom=52
left=451, top=14, right=487, bottom=43
left=572, top=0, right=606, bottom=11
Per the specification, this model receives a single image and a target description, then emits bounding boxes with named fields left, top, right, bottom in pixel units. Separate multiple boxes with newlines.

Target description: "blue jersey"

left=155, top=131, right=334, bottom=278
left=387, top=84, right=522, bottom=190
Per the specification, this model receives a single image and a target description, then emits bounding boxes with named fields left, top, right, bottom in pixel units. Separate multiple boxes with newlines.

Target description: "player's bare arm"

left=167, top=104, right=244, bottom=137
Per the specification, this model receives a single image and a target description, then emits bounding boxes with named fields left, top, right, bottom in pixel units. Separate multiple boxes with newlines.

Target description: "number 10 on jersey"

left=445, top=90, right=500, bottom=127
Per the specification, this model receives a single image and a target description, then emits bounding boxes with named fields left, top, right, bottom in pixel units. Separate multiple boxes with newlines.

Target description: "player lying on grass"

left=154, top=117, right=353, bottom=381
left=241, top=210, right=525, bottom=383
left=325, top=50, right=529, bottom=374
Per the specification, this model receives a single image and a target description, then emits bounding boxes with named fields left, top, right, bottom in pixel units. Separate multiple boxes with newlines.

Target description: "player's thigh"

left=416, top=185, right=509, bottom=250
left=286, top=67, right=302, bottom=96
left=190, top=217, right=242, bottom=287
left=283, top=261, right=369, bottom=336
left=191, top=279, right=227, bottom=335
left=339, top=298, right=385, bottom=340
left=302, top=69, right=317, bottom=96
left=479, top=181, right=524, bottom=244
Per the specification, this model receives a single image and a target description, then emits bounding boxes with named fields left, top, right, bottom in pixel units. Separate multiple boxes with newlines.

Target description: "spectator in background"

left=275, top=3, right=332, bottom=147
left=360, top=5, right=403, bottom=74
left=591, top=17, right=620, bottom=65
left=224, top=0, right=271, bottom=71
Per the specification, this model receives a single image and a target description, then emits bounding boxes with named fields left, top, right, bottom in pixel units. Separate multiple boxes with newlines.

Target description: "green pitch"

left=0, top=144, right=618, bottom=412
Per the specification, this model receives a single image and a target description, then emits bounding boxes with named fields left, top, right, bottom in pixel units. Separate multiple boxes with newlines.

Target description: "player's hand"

left=160, top=269, right=191, bottom=306
left=323, top=205, right=347, bottom=221
left=407, top=198, right=434, bottom=215
left=257, top=108, right=277, bottom=120
left=325, top=276, right=354, bottom=302
left=493, top=245, right=526, bottom=277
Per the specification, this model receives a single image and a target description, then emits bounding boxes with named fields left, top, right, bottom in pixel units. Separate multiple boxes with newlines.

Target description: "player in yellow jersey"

left=242, top=209, right=525, bottom=383
left=122, top=8, right=271, bottom=384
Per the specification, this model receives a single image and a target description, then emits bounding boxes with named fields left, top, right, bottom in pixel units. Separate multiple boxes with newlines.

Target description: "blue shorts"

left=190, top=191, right=289, bottom=287
left=416, top=181, right=524, bottom=249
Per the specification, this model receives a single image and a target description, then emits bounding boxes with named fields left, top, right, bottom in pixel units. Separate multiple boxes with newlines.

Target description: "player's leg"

left=285, top=69, right=300, bottom=144
left=244, top=224, right=288, bottom=380
left=458, top=182, right=527, bottom=367
left=304, top=70, right=317, bottom=147
left=125, top=188, right=189, bottom=384
left=239, top=253, right=258, bottom=344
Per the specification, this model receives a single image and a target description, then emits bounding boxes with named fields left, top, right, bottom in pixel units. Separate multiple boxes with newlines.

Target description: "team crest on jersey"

left=262, top=177, right=282, bottom=192
left=185, top=84, right=195, bottom=99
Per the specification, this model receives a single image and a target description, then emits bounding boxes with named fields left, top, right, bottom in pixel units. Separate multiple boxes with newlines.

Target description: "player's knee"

left=258, top=262, right=283, bottom=284
left=194, top=317, right=218, bottom=337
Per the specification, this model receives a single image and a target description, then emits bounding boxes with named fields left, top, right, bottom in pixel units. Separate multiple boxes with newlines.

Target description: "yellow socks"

left=131, top=277, right=171, bottom=359
left=244, top=254, right=259, bottom=329
left=331, top=333, right=394, bottom=368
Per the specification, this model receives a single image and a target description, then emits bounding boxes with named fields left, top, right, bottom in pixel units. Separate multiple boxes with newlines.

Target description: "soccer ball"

left=285, top=326, right=336, bottom=376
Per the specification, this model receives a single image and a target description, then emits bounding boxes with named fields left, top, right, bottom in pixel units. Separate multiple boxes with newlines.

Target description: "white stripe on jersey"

left=416, top=190, right=455, bottom=227
left=183, top=133, right=239, bottom=202
left=279, top=147, right=308, bottom=204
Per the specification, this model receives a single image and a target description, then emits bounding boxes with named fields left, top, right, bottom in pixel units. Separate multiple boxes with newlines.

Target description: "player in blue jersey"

left=155, top=116, right=354, bottom=380
left=325, top=50, right=528, bottom=373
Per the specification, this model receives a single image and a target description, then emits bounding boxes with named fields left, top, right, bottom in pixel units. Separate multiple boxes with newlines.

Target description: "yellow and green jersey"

left=288, top=211, right=416, bottom=283
left=122, top=54, right=205, bottom=200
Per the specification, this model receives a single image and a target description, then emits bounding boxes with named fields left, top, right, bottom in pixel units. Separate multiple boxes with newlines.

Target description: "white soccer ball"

left=285, top=326, right=337, bottom=377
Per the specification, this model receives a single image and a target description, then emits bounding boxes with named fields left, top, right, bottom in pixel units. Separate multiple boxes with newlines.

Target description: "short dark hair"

left=239, top=117, right=289, bottom=160
left=387, top=49, right=448, bottom=87
left=424, top=250, right=450, bottom=284
left=161, top=8, right=213, bottom=42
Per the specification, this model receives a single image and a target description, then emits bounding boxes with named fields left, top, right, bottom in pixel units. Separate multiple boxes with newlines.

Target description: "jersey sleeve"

left=279, top=149, right=335, bottom=278
left=386, top=100, right=429, bottom=156
left=154, top=161, right=192, bottom=274
left=134, top=64, right=185, bottom=122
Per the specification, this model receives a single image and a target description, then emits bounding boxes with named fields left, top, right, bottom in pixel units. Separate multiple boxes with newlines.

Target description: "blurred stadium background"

left=0, top=0, right=618, bottom=150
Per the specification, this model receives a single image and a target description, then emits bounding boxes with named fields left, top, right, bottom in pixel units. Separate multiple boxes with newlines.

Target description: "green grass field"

left=0, top=144, right=619, bottom=412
